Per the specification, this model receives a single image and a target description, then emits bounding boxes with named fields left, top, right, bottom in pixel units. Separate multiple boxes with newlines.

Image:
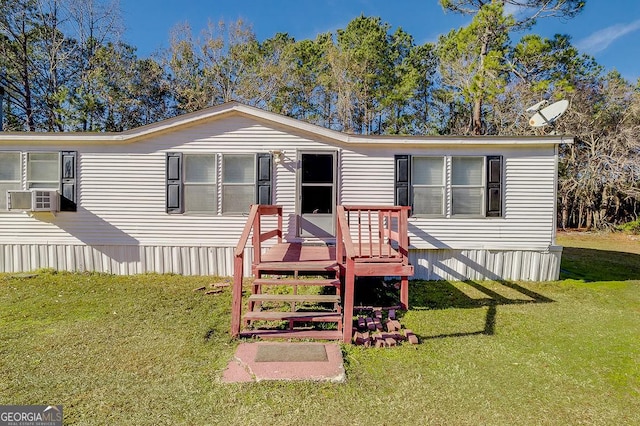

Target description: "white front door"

left=297, top=151, right=337, bottom=238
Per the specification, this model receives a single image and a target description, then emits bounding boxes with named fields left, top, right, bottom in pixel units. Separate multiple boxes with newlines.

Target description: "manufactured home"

left=0, top=101, right=567, bottom=282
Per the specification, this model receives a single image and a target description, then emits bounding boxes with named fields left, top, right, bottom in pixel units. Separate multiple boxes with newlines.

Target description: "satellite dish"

left=529, top=99, right=569, bottom=127
left=525, top=100, right=548, bottom=113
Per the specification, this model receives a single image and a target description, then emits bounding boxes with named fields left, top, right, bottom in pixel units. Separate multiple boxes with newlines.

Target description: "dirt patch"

left=557, top=231, right=640, bottom=255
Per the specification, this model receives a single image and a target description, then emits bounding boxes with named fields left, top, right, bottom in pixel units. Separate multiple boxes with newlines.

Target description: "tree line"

left=1, top=0, right=639, bottom=230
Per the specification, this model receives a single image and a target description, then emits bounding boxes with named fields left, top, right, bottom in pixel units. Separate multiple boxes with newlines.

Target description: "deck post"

left=400, top=276, right=409, bottom=309
left=231, top=253, right=244, bottom=338
left=398, top=207, right=410, bottom=309
left=336, top=207, right=345, bottom=266
left=252, top=208, right=261, bottom=264
left=342, top=258, right=356, bottom=343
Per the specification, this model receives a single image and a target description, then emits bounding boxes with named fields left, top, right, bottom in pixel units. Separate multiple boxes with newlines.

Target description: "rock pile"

left=352, top=308, right=419, bottom=347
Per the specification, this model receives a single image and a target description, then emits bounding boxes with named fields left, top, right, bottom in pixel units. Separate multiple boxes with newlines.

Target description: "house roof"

left=0, top=101, right=573, bottom=146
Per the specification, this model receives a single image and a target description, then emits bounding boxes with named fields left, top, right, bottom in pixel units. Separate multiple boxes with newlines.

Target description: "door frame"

left=296, top=150, right=338, bottom=238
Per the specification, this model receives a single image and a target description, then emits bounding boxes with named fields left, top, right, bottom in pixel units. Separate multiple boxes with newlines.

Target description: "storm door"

left=297, top=152, right=337, bottom=238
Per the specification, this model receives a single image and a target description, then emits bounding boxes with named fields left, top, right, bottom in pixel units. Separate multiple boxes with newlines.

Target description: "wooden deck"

left=256, top=243, right=338, bottom=273
left=231, top=204, right=414, bottom=343
left=260, top=243, right=335, bottom=263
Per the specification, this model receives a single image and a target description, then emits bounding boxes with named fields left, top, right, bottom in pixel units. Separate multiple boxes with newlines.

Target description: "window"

left=184, top=154, right=216, bottom=213
left=412, top=157, right=444, bottom=216
left=222, top=154, right=254, bottom=214
left=395, top=154, right=502, bottom=218
left=27, top=152, right=59, bottom=189
left=300, top=153, right=334, bottom=214
left=166, top=152, right=272, bottom=215
left=0, top=151, right=77, bottom=211
left=451, top=156, right=484, bottom=215
left=0, top=152, right=21, bottom=210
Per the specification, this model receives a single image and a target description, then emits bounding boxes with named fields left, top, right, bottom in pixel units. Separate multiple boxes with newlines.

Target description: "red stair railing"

left=336, top=205, right=412, bottom=343
left=231, top=204, right=283, bottom=338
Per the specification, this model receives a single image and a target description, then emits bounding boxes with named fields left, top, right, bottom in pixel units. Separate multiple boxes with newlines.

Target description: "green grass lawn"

left=1, top=235, right=639, bottom=425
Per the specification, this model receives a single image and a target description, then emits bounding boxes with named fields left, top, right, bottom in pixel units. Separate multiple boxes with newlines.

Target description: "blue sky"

left=120, top=0, right=640, bottom=83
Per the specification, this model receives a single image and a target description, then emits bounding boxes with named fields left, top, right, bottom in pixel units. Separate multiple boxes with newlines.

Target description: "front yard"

left=1, top=233, right=639, bottom=425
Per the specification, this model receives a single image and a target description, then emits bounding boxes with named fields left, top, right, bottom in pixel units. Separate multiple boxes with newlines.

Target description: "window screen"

left=412, top=156, right=444, bottom=215
left=452, top=157, right=484, bottom=215
left=184, top=154, right=216, bottom=213
left=27, top=152, right=59, bottom=189
left=0, top=152, right=21, bottom=210
left=222, top=154, right=254, bottom=213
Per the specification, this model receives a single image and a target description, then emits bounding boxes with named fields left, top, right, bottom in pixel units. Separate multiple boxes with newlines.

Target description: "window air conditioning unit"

left=7, top=190, right=59, bottom=212
left=32, top=190, right=59, bottom=212
left=6, top=190, right=32, bottom=211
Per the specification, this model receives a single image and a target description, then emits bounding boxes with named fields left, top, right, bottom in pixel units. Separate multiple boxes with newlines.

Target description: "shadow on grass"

left=560, top=246, right=640, bottom=281
left=408, top=280, right=554, bottom=340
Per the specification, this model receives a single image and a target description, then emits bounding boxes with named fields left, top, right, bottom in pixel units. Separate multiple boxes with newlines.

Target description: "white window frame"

left=410, top=155, right=487, bottom=218
left=221, top=154, right=256, bottom=215
left=183, top=153, right=217, bottom=214
left=0, top=152, right=23, bottom=211
left=296, top=150, right=337, bottom=238
left=411, top=156, right=445, bottom=217
left=176, top=153, right=261, bottom=216
left=26, top=152, right=60, bottom=190
left=451, top=156, right=485, bottom=217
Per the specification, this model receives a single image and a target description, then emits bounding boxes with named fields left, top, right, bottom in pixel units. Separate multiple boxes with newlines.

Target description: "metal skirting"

left=0, top=243, right=561, bottom=281
left=409, top=247, right=562, bottom=281
left=0, top=244, right=252, bottom=276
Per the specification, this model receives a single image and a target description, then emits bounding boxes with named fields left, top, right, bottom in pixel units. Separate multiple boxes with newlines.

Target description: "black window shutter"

left=256, top=153, right=272, bottom=205
left=486, top=155, right=503, bottom=217
left=59, top=151, right=77, bottom=211
left=166, top=152, right=183, bottom=214
left=394, top=154, right=411, bottom=207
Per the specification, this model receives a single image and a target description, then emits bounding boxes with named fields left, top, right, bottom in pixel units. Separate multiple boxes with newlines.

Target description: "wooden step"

left=248, top=294, right=340, bottom=303
left=243, top=311, right=342, bottom=322
left=239, top=329, right=342, bottom=340
left=255, top=260, right=338, bottom=272
left=253, top=278, right=340, bottom=287
left=352, top=262, right=414, bottom=276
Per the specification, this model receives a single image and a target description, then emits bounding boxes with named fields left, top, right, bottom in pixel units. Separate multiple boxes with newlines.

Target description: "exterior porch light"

left=270, top=150, right=284, bottom=164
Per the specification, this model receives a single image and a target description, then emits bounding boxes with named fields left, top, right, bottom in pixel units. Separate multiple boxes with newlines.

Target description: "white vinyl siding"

left=405, top=150, right=557, bottom=250
left=0, top=113, right=562, bottom=280
left=0, top=125, right=556, bottom=250
left=339, top=150, right=393, bottom=205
